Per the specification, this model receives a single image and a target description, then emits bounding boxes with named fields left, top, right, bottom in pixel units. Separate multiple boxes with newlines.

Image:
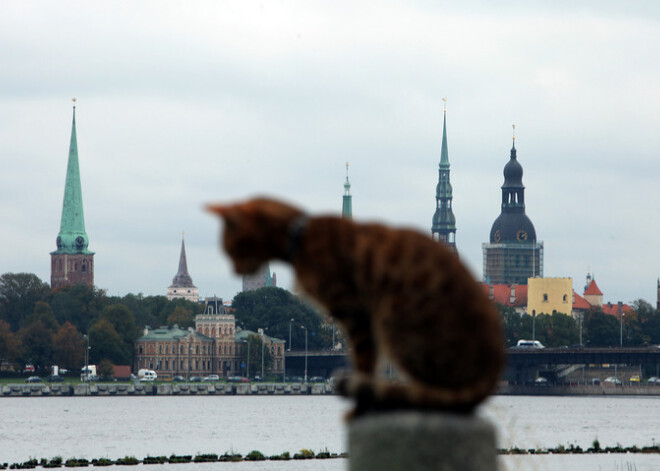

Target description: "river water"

left=1, top=395, right=659, bottom=470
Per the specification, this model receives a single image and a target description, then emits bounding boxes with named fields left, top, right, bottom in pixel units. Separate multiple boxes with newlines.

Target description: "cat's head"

left=207, top=197, right=305, bottom=275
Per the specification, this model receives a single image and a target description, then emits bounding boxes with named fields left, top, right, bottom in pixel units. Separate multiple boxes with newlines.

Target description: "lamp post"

left=301, top=325, right=308, bottom=383
left=288, top=318, right=294, bottom=351
left=241, top=339, right=250, bottom=379
left=620, top=312, right=625, bottom=347
left=532, top=310, right=536, bottom=342
left=578, top=313, right=583, bottom=346
left=258, top=328, right=267, bottom=380
left=83, top=334, right=90, bottom=382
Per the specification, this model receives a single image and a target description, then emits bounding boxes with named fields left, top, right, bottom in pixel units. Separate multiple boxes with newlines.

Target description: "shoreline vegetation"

left=4, top=443, right=660, bottom=469
left=2, top=450, right=346, bottom=469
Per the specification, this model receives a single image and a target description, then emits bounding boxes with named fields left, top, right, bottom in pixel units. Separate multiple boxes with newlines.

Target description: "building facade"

left=431, top=100, right=457, bottom=249
left=166, top=235, right=199, bottom=302
left=134, top=297, right=285, bottom=379
left=51, top=104, right=95, bottom=289
left=483, top=137, right=543, bottom=285
left=527, top=277, right=573, bottom=316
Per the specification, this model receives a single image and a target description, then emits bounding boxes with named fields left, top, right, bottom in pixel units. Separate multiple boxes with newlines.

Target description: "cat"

left=207, top=197, right=504, bottom=416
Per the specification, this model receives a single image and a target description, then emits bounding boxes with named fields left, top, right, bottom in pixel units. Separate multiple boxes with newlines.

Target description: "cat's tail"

left=337, top=373, right=499, bottom=416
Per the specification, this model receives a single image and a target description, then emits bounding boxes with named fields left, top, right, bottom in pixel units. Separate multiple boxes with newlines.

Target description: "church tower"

left=431, top=99, right=456, bottom=249
left=167, top=235, right=199, bottom=302
left=483, top=129, right=543, bottom=285
left=342, top=162, right=352, bottom=219
left=50, top=102, right=94, bottom=289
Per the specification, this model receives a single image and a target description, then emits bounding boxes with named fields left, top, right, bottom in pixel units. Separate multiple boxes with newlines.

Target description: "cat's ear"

left=206, top=204, right=240, bottom=229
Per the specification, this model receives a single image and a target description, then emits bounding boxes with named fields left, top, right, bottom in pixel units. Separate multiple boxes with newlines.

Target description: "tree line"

left=499, top=299, right=660, bottom=348
left=0, top=273, right=334, bottom=376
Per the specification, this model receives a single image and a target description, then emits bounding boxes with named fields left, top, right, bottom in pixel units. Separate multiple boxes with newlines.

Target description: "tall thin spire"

left=342, top=162, right=352, bottom=219
left=431, top=98, right=456, bottom=249
left=51, top=100, right=94, bottom=289
left=54, top=100, right=91, bottom=254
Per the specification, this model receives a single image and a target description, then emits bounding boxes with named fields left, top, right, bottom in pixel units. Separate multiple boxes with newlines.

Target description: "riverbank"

left=499, top=383, right=660, bottom=396
left=0, top=382, right=334, bottom=397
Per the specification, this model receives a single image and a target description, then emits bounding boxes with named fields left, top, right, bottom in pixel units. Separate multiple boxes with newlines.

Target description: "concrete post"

left=348, top=411, right=497, bottom=471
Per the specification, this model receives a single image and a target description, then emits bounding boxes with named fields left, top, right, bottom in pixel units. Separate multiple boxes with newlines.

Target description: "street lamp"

left=532, top=310, right=536, bottom=342
left=578, top=313, right=583, bottom=346
left=258, top=328, right=267, bottom=380
left=620, top=312, right=625, bottom=347
left=288, top=318, right=294, bottom=351
left=241, top=339, right=250, bottom=379
left=83, top=334, right=90, bottom=383
left=301, top=325, right=308, bottom=383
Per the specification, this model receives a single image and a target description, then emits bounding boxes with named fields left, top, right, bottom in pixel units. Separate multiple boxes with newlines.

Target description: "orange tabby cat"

left=208, top=197, right=504, bottom=416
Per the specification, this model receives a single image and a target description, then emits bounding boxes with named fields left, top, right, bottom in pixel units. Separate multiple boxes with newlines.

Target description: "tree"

left=53, top=322, right=85, bottom=369
left=100, top=304, right=139, bottom=346
left=19, top=320, right=54, bottom=369
left=50, top=284, right=108, bottom=333
left=167, top=306, right=194, bottom=328
left=585, top=311, right=619, bottom=347
left=0, top=320, right=23, bottom=369
left=97, top=358, right=115, bottom=380
left=497, top=305, right=524, bottom=347
left=0, top=273, right=50, bottom=330
left=232, top=287, right=325, bottom=350
left=88, top=317, right=131, bottom=365
left=25, top=301, right=59, bottom=332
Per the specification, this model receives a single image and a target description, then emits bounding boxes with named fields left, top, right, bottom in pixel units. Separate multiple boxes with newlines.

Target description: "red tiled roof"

left=482, top=283, right=528, bottom=307
left=602, top=302, right=634, bottom=316
left=572, top=292, right=591, bottom=310
left=584, top=280, right=603, bottom=296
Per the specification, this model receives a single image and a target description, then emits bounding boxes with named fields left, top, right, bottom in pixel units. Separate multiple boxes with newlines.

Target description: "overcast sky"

left=2, top=1, right=659, bottom=306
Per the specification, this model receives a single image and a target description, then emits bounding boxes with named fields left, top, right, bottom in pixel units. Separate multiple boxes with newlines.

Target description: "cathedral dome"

left=489, top=212, right=537, bottom=243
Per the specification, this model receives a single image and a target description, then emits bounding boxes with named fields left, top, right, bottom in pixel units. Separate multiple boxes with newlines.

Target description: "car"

left=604, top=376, right=622, bottom=385
left=47, top=375, right=64, bottom=383
left=203, top=375, right=220, bottom=382
left=227, top=376, right=250, bottom=383
left=172, top=376, right=186, bottom=382
left=309, top=376, right=325, bottom=383
left=25, top=376, right=42, bottom=383
left=515, top=340, right=545, bottom=349
left=591, top=378, right=601, bottom=385
left=647, top=377, right=659, bottom=385
left=189, top=376, right=202, bottom=382
left=630, top=375, right=641, bottom=384
left=534, top=377, right=548, bottom=384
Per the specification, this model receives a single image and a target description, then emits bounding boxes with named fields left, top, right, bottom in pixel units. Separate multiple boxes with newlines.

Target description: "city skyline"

left=1, top=2, right=659, bottom=305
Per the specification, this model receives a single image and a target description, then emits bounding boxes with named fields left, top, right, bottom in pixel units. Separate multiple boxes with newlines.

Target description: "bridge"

left=284, top=347, right=660, bottom=381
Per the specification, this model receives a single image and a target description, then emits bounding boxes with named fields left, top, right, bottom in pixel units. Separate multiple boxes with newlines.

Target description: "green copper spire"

left=342, top=162, right=352, bottom=219
left=432, top=99, right=456, bottom=249
left=53, top=104, right=92, bottom=255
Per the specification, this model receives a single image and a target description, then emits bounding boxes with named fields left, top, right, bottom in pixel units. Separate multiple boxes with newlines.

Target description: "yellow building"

left=527, top=277, right=573, bottom=316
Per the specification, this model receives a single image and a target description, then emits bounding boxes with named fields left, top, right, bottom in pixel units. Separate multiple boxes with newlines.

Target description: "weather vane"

left=512, top=124, right=516, bottom=141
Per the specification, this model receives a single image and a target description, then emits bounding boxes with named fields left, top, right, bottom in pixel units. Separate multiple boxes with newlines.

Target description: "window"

left=543, top=294, right=548, bottom=302
left=563, top=294, right=568, bottom=302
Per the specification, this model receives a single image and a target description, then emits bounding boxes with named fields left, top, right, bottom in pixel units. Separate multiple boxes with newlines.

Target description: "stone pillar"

left=348, top=411, right=497, bottom=471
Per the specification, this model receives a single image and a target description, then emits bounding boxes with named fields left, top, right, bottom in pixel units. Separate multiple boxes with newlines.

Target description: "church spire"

left=167, top=233, right=199, bottom=302
left=431, top=98, right=456, bottom=249
left=171, top=234, right=195, bottom=288
left=342, top=162, right=352, bottom=219
left=54, top=101, right=91, bottom=254
left=51, top=100, right=95, bottom=289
